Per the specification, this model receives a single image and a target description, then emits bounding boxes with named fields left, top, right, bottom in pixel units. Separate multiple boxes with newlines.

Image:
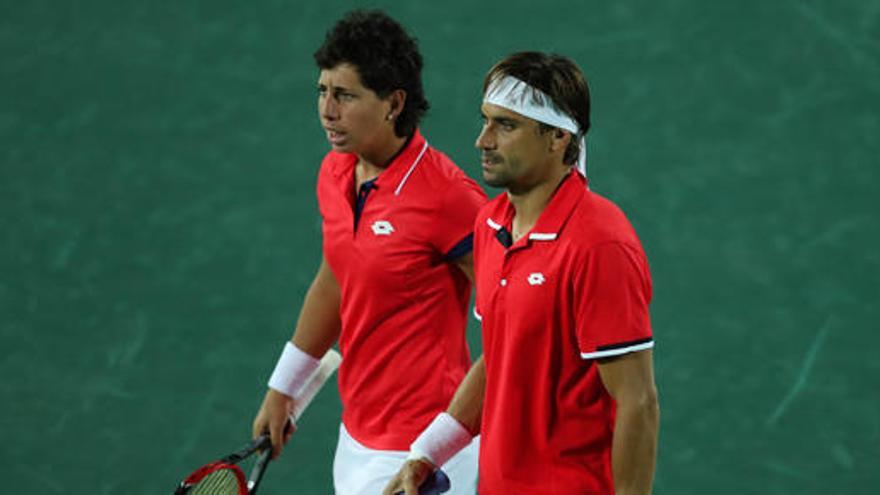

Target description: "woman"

left=251, top=10, right=485, bottom=494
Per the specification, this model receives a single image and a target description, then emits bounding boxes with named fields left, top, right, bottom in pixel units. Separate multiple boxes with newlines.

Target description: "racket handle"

left=420, top=469, right=451, bottom=494
left=247, top=446, right=272, bottom=494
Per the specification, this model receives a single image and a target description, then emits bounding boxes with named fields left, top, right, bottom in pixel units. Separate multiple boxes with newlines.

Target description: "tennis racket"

left=175, top=349, right=343, bottom=494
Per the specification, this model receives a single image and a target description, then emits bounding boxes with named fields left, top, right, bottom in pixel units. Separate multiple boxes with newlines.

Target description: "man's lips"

left=325, top=128, right=346, bottom=145
left=481, top=155, right=501, bottom=169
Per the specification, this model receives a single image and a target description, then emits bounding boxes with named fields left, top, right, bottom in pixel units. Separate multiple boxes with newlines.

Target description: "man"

left=384, top=52, right=659, bottom=494
left=251, top=11, right=484, bottom=494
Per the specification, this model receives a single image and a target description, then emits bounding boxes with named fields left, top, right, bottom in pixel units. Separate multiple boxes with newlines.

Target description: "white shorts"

left=333, top=423, right=479, bottom=495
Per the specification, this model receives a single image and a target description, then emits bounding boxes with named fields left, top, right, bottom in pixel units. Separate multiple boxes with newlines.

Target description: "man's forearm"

left=445, top=356, right=486, bottom=435
left=611, top=398, right=660, bottom=494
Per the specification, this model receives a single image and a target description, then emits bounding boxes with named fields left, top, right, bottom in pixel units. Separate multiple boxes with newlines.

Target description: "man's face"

left=476, top=103, right=553, bottom=191
left=317, top=63, right=391, bottom=154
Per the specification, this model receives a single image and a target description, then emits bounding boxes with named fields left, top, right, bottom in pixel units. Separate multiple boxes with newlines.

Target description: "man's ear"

left=549, top=128, right=572, bottom=153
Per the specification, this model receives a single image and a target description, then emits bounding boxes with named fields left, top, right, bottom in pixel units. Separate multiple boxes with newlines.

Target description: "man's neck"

left=508, top=165, right=569, bottom=242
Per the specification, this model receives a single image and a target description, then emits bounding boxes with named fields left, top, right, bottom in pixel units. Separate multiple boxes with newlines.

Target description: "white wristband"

left=267, top=342, right=321, bottom=398
left=408, top=413, right=473, bottom=468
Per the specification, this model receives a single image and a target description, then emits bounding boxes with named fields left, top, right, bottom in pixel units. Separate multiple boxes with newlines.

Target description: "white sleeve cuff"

left=268, top=342, right=321, bottom=397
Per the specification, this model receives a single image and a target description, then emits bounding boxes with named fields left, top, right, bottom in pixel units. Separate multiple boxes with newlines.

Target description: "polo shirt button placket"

left=499, top=252, right=512, bottom=289
left=494, top=272, right=508, bottom=311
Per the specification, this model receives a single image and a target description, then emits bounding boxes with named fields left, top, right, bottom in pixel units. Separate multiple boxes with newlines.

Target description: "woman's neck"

left=355, top=133, right=409, bottom=184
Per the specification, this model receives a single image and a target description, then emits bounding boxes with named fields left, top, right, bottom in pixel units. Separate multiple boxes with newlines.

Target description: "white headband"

left=484, top=75, right=587, bottom=177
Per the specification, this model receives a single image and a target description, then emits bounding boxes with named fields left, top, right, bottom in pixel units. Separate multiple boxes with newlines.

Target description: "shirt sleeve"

left=315, top=154, right=334, bottom=221
left=431, top=178, right=487, bottom=257
left=575, top=241, right=654, bottom=360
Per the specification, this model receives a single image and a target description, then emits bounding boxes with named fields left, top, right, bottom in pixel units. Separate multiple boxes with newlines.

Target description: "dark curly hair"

left=314, top=10, right=429, bottom=138
left=483, top=52, right=590, bottom=166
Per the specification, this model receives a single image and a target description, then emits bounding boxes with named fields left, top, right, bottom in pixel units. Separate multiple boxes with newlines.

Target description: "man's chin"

left=482, top=172, right=508, bottom=188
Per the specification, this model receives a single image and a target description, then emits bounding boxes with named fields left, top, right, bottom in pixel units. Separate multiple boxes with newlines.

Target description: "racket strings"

left=188, top=468, right=242, bottom=495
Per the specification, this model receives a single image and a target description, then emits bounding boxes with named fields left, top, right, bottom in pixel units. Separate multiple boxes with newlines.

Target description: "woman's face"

left=317, top=63, right=394, bottom=156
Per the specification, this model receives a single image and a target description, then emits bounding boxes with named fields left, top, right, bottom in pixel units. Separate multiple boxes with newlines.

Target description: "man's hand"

left=252, top=388, right=296, bottom=458
left=382, top=458, right=436, bottom=495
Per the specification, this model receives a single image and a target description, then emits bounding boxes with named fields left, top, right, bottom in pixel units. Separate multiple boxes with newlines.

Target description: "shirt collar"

left=485, top=168, right=587, bottom=244
left=330, top=129, right=429, bottom=196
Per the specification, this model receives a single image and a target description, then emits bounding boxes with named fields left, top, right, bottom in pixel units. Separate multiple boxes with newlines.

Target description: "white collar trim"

left=394, top=141, right=429, bottom=196
left=528, top=232, right=558, bottom=241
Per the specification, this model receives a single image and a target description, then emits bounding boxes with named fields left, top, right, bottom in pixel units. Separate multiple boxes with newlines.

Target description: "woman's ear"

left=386, top=89, right=407, bottom=122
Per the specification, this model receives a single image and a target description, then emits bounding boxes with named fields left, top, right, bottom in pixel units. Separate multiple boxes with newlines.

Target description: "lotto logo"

left=371, top=220, right=395, bottom=236
left=527, top=272, right=545, bottom=286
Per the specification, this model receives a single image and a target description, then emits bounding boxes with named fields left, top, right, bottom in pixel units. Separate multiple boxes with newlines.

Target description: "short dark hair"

left=483, top=52, right=591, bottom=166
left=314, top=10, right=429, bottom=138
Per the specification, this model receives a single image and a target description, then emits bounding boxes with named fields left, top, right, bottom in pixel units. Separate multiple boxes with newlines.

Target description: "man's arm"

left=446, top=252, right=483, bottom=433
left=382, top=356, right=485, bottom=495
left=597, top=349, right=660, bottom=495
left=445, top=355, right=485, bottom=434
left=252, top=255, right=342, bottom=457
left=380, top=251, right=480, bottom=494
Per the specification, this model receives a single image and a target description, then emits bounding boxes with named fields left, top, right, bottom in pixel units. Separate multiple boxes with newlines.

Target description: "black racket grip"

left=421, top=470, right=451, bottom=494
left=394, top=469, right=451, bottom=495
left=248, top=421, right=294, bottom=493
left=247, top=447, right=272, bottom=495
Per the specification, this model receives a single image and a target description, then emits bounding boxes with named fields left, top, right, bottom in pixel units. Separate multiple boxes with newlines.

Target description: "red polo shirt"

left=474, top=170, right=653, bottom=494
left=317, top=130, right=487, bottom=450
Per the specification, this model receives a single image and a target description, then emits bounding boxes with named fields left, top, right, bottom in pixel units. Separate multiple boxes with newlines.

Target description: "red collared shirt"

left=474, top=170, right=653, bottom=494
left=318, top=130, right=487, bottom=450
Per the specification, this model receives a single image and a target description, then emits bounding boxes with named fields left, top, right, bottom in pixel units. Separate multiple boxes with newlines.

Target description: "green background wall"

left=2, top=0, right=877, bottom=493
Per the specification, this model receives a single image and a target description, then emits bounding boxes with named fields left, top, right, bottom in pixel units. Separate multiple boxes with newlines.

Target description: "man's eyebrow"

left=481, top=112, right=519, bottom=124
left=316, top=83, right=353, bottom=92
